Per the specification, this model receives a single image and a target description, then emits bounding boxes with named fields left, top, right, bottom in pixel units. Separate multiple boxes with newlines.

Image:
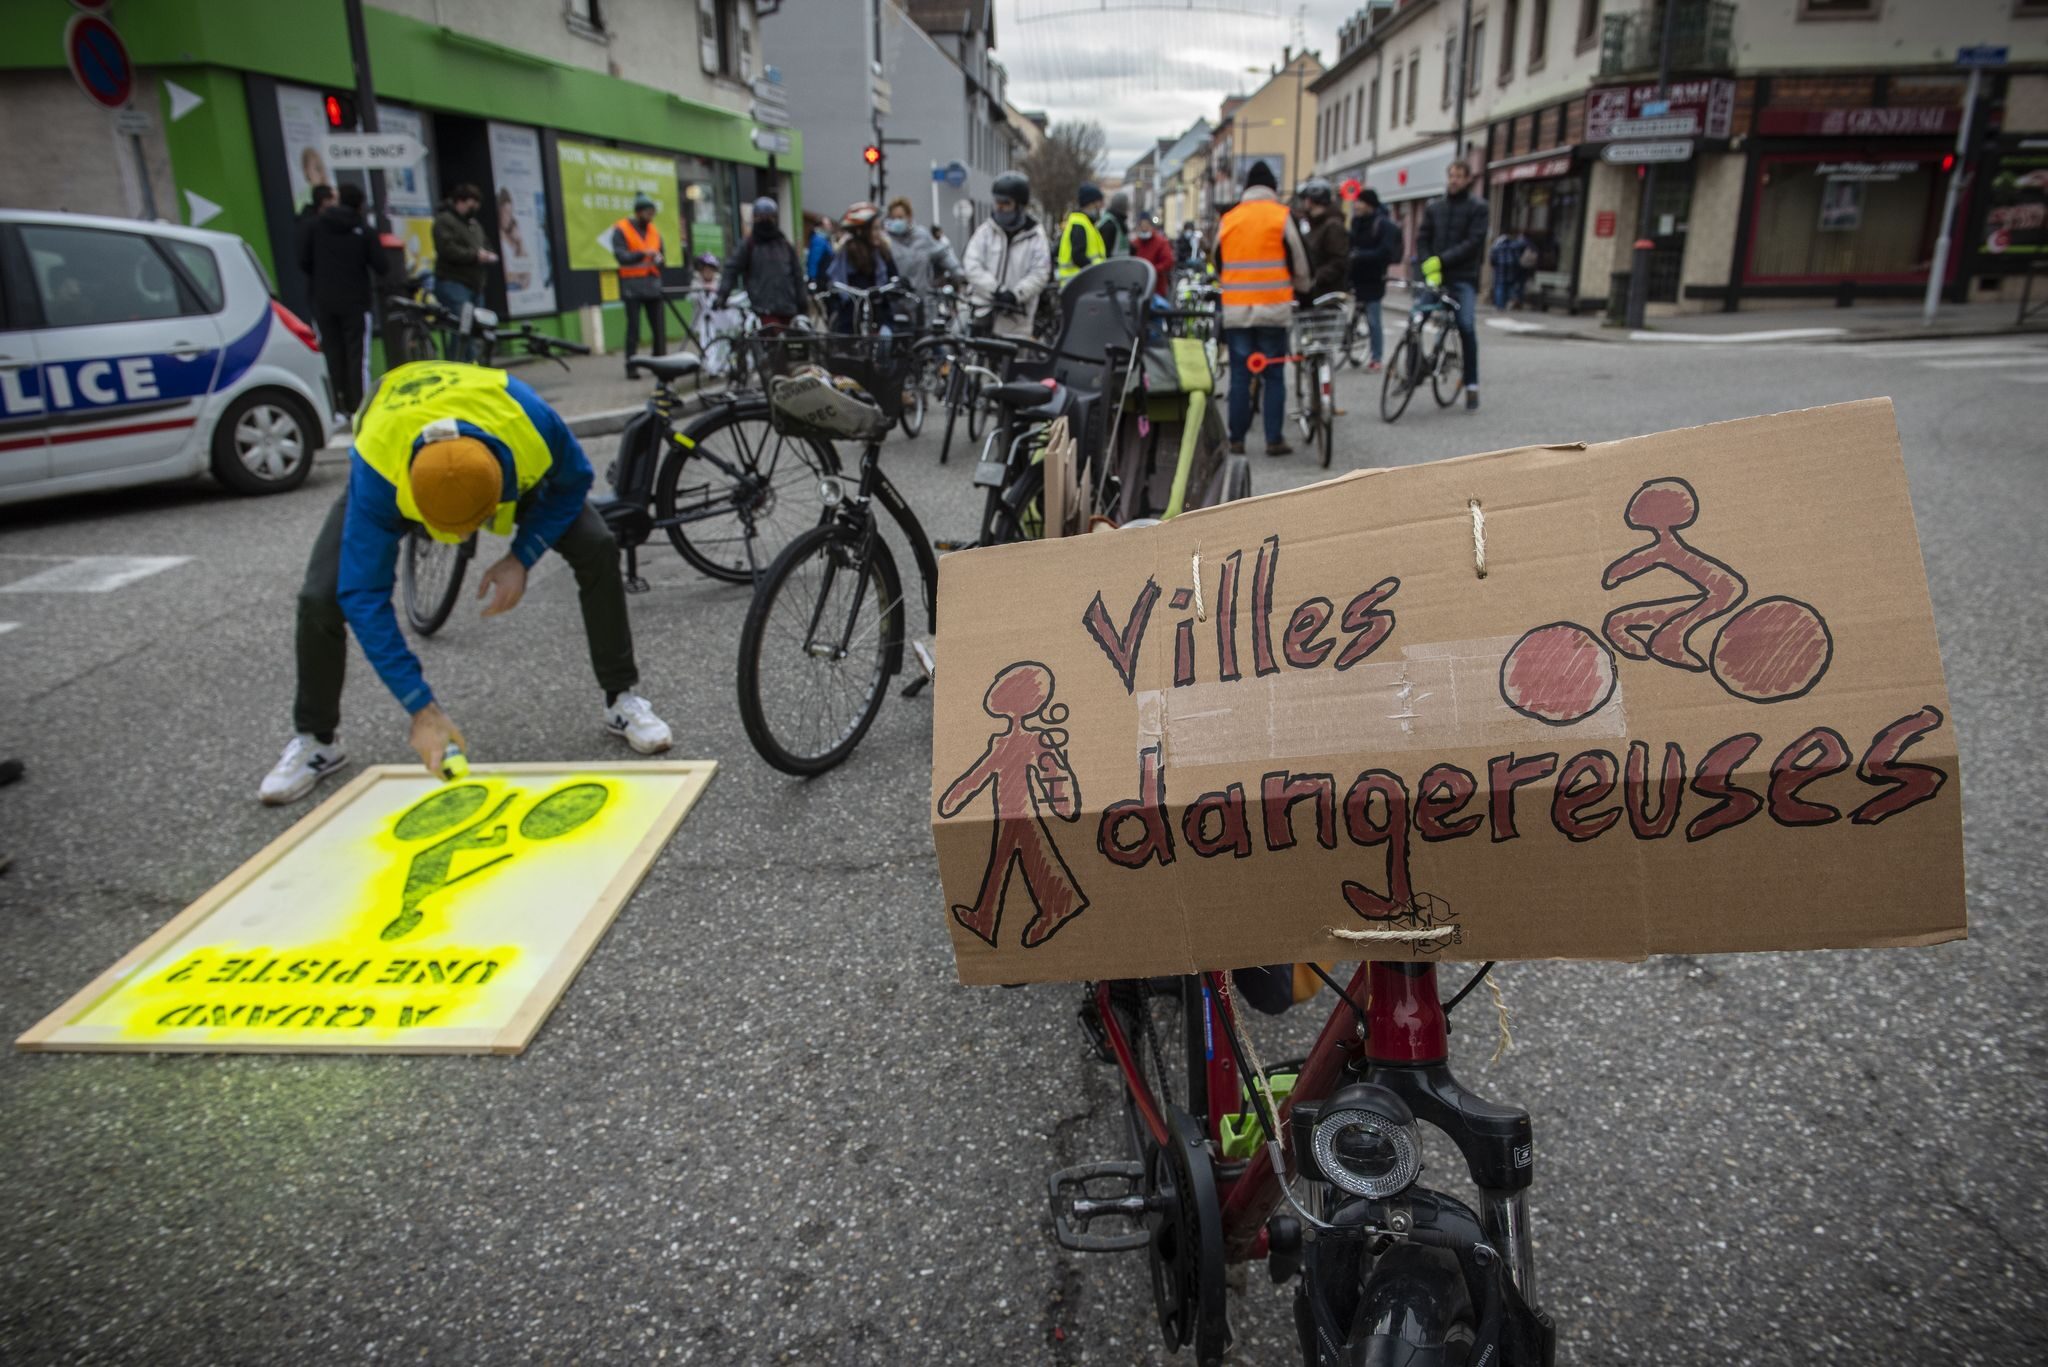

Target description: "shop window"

left=1798, top=0, right=1880, bottom=16
left=1530, top=0, right=1548, bottom=70
left=19, top=226, right=201, bottom=328
left=1749, top=156, right=1935, bottom=280
left=1500, top=0, right=1519, bottom=83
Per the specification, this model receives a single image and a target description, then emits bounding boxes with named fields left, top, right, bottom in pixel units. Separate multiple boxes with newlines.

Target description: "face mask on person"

left=886, top=218, right=911, bottom=237
left=994, top=205, right=1021, bottom=230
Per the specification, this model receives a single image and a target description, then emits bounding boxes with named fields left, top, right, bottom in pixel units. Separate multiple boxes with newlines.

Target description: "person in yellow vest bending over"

left=612, top=192, right=667, bottom=378
left=1210, top=160, right=1311, bottom=457
left=1056, top=182, right=1108, bottom=284
left=258, top=361, right=673, bottom=805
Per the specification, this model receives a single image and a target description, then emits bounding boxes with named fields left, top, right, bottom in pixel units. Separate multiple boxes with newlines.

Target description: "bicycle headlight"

left=817, top=477, right=845, bottom=506
left=1310, top=1084, right=1421, bottom=1199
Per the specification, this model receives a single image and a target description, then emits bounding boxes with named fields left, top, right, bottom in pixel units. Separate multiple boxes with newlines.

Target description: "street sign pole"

left=931, top=161, right=942, bottom=233
left=1923, top=63, right=1983, bottom=326
left=1625, top=0, right=1680, bottom=330
left=343, top=0, right=387, bottom=234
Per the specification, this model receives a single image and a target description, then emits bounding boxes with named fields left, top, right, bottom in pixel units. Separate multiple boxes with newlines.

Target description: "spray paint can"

left=439, top=743, right=469, bottom=782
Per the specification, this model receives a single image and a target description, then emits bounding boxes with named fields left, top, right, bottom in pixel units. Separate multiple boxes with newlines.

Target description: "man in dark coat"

left=296, top=184, right=334, bottom=292
left=1415, top=159, right=1488, bottom=410
left=716, top=197, right=810, bottom=327
left=300, top=182, right=387, bottom=417
left=1347, top=188, right=1402, bottom=370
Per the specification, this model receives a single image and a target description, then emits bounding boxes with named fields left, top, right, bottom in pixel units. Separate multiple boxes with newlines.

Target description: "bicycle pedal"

left=624, top=574, right=650, bottom=595
left=1048, top=1163, right=1151, bottom=1253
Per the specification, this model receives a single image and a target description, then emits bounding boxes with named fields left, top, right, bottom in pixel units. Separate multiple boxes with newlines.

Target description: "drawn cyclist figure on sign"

left=1500, top=477, right=1834, bottom=726
left=939, top=662, right=1089, bottom=949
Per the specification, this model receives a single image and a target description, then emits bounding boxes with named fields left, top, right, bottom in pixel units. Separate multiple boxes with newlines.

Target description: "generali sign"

left=1757, top=107, right=1961, bottom=137
left=930, top=402, right=1964, bottom=985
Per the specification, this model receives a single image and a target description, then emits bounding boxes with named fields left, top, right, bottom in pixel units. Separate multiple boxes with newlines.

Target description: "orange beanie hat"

left=409, top=437, right=499, bottom=534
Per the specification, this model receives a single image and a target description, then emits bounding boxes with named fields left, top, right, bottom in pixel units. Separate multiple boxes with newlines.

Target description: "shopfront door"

left=1645, top=163, right=1694, bottom=304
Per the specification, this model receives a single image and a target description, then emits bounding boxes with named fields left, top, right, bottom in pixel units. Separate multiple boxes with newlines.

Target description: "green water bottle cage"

left=1218, top=1071, right=1299, bottom=1159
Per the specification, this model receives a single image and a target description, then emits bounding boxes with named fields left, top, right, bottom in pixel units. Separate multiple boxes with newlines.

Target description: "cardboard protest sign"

left=19, top=762, right=714, bottom=1054
left=931, top=400, right=1963, bottom=985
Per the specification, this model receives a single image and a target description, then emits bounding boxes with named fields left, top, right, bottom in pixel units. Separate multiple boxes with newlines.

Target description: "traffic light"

left=323, top=91, right=357, bottom=129
left=1940, top=152, right=1957, bottom=174
left=862, top=144, right=883, bottom=167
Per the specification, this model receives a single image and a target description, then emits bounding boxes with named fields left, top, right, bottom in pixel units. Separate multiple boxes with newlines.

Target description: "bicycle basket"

left=1290, top=306, right=1351, bottom=357
left=753, top=333, right=910, bottom=442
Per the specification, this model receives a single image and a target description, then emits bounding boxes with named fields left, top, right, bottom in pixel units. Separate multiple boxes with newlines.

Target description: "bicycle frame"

left=1094, top=960, right=1537, bottom=1299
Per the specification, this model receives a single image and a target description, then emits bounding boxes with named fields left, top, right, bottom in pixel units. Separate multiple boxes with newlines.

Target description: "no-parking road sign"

left=66, top=13, right=134, bottom=111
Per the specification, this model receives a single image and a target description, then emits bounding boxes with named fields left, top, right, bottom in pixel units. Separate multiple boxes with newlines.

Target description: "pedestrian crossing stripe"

left=0, top=555, right=190, bottom=594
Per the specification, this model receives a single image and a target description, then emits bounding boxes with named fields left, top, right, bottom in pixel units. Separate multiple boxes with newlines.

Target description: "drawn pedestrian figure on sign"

left=939, top=662, right=1089, bottom=949
left=1500, top=477, right=1832, bottom=724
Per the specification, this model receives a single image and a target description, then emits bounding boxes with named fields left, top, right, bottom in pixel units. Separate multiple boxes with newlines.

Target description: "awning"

left=1488, top=145, right=1576, bottom=185
left=1364, top=140, right=1455, bottom=204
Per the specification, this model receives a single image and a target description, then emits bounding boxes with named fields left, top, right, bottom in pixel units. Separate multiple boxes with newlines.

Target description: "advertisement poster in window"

left=1983, top=150, right=2048, bottom=260
left=489, top=122, right=558, bottom=316
left=276, top=84, right=332, bottom=208
left=1818, top=178, right=1863, bottom=232
left=556, top=139, right=682, bottom=272
left=377, top=103, right=436, bottom=273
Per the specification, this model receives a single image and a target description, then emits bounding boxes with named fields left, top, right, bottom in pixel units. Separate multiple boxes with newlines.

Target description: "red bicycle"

left=1053, top=960, right=1552, bottom=1365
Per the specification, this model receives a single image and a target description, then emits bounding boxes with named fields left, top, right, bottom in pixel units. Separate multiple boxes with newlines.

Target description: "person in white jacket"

left=960, top=172, right=1051, bottom=340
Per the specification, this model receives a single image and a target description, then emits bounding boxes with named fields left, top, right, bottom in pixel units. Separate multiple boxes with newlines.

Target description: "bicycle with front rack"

left=1379, top=282, right=1464, bottom=424
left=396, top=328, right=594, bottom=634
left=830, top=278, right=930, bottom=438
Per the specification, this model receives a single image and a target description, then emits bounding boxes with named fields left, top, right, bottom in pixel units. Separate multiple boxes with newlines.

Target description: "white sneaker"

left=602, top=692, right=672, bottom=755
left=259, top=733, right=348, bottom=806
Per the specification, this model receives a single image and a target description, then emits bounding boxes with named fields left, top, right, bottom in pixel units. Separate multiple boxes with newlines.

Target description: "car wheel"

left=211, top=389, right=318, bottom=495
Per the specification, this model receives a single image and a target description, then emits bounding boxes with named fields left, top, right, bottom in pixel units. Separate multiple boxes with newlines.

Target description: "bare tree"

left=1020, top=120, right=1107, bottom=223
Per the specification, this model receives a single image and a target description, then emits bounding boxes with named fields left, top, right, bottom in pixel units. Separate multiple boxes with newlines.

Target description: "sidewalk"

left=1443, top=295, right=2043, bottom=346
left=503, top=350, right=721, bottom=435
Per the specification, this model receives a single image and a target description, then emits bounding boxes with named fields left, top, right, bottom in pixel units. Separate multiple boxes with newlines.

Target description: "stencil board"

left=18, top=762, right=715, bottom=1055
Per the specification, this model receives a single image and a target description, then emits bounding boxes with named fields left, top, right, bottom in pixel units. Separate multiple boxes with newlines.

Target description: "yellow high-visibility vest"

left=1056, top=210, right=1107, bottom=282
left=354, top=363, right=554, bottom=542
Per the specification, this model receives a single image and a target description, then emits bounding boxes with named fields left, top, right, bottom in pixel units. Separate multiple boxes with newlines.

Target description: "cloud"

left=993, top=0, right=1360, bottom=164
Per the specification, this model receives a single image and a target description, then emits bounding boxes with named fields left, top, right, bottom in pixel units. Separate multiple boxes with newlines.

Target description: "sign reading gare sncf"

left=930, top=401, right=1964, bottom=985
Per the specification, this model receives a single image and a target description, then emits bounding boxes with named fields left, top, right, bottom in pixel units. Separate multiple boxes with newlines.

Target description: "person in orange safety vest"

left=611, top=193, right=667, bottom=378
left=1209, top=160, right=1311, bottom=457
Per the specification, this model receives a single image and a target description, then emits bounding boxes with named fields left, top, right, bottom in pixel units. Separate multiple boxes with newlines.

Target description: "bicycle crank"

left=1146, top=1105, right=1230, bottom=1366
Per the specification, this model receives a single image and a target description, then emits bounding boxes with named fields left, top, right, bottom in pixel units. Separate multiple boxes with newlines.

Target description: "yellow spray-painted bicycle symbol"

left=383, top=780, right=611, bottom=941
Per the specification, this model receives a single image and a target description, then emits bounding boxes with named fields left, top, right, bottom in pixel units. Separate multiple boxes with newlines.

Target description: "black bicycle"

left=735, top=334, right=941, bottom=775
left=598, top=342, right=841, bottom=589
left=1379, top=284, right=1463, bottom=424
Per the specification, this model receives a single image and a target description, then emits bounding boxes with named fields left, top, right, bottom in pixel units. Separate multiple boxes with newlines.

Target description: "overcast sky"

left=990, top=0, right=1365, bottom=169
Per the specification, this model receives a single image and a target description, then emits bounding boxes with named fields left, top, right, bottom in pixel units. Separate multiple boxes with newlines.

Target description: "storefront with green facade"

left=5, top=0, right=802, bottom=351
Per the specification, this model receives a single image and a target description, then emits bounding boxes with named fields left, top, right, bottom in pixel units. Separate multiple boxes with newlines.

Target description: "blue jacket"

left=337, top=374, right=593, bottom=713
left=805, top=229, right=833, bottom=286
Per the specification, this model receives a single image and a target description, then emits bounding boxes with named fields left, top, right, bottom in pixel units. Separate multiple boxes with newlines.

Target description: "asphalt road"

left=3, top=323, right=2044, bottom=1365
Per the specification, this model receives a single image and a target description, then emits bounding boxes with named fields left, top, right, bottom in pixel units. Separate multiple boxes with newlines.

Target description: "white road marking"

left=0, top=555, right=191, bottom=594
left=0, top=622, right=17, bottom=635
left=1484, top=318, right=1555, bottom=334
left=1627, top=326, right=1848, bottom=343
left=1839, top=340, right=2048, bottom=359
left=1920, top=355, right=2048, bottom=370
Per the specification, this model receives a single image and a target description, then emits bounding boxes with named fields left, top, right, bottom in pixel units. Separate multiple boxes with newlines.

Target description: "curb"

left=1475, top=315, right=2043, bottom=347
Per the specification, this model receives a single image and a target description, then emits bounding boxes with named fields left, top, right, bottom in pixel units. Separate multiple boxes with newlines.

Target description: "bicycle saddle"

left=626, top=354, right=704, bottom=381
left=989, top=378, right=1060, bottom=408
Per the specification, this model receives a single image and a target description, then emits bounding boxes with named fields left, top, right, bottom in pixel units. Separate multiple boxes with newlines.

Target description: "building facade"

left=1312, top=0, right=2048, bottom=314
left=0, top=0, right=799, bottom=350
left=763, top=0, right=1017, bottom=235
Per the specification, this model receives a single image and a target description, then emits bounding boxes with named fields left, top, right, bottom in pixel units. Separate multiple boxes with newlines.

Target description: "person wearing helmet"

left=1296, top=177, right=1350, bottom=302
left=257, top=361, right=674, bottom=806
left=961, top=170, right=1051, bottom=339
left=716, top=196, right=810, bottom=328
left=826, top=201, right=898, bottom=332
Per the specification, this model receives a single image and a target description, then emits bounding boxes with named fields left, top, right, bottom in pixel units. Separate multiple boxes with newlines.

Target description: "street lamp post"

left=1624, top=0, right=1680, bottom=331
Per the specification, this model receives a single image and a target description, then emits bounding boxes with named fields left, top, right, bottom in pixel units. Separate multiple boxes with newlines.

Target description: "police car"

left=1, top=209, right=335, bottom=508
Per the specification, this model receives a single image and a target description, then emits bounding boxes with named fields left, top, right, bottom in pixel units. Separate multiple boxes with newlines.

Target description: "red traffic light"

left=323, top=92, right=355, bottom=129
left=1940, top=152, right=1957, bottom=174
left=862, top=145, right=882, bottom=166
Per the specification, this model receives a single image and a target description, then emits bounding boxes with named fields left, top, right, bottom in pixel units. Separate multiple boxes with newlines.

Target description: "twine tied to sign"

left=1190, top=548, right=1207, bottom=622
left=1468, top=499, right=1487, bottom=579
left=1487, top=973, right=1514, bottom=1065
left=1324, top=924, right=1457, bottom=945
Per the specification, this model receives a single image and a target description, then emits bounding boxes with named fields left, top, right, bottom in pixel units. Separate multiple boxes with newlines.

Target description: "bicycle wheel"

left=737, top=521, right=905, bottom=775
left=1341, top=308, right=1368, bottom=369
left=1314, top=370, right=1335, bottom=469
left=655, top=400, right=841, bottom=584
left=401, top=530, right=474, bottom=636
left=1380, top=335, right=1418, bottom=424
left=1431, top=325, right=1465, bottom=407
left=965, top=374, right=987, bottom=442
left=898, top=354, right=930, bottom=438
left=393, top=316, right=438, bottom=366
